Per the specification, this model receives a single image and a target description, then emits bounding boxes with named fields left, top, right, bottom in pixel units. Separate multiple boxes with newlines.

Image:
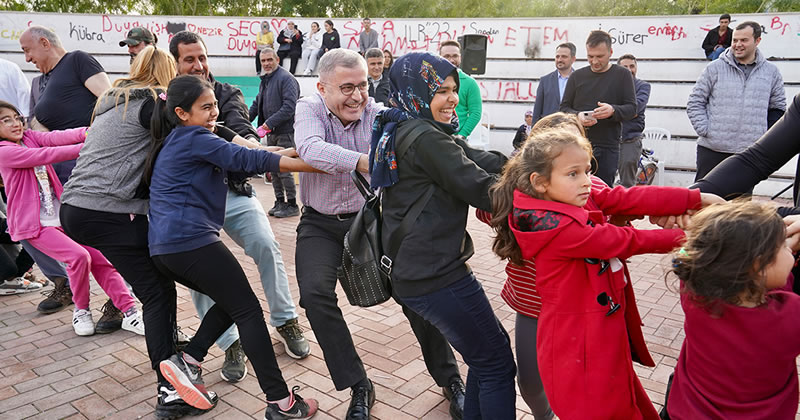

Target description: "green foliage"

left=1, top=0, right=798, bottom=17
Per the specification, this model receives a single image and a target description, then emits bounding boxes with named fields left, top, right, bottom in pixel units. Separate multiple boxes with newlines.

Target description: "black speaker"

left=457, top=34, right=488, bottom=75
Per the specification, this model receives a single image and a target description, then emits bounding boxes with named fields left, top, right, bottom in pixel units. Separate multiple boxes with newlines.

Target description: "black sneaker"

left=442, top=377, right=465, bottom=420
left=264, top=386, right=318, bottom=420
left=95, top=299, right=123, bottom=334
left=275, top=203, right=300, bottom=218
left=155, top=382, right=217, bottom=419
left=37, top=277, right=73, bottom=314
left=345, top=379, right=375, bottom=420
left=276, top=318, right=310, bottom=359
left=268, top=200, right=286, bottom=216
left=220, top=339, right=248, bottom=383
left=159, top=352, right=215, bottom=410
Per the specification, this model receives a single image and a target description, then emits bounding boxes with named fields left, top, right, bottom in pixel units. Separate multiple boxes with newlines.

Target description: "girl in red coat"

left=666, top=200, right=800, bottom=419
left=490, top=129, right=704, bottom=420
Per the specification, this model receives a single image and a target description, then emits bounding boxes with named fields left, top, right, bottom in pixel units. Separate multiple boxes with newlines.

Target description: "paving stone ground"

left=0, top=181, right=797, bottom=419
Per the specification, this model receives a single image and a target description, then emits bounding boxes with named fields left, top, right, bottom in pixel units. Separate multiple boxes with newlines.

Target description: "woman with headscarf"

left=255, top=21, right=274, bottom=74
left=371, top=52, right=516, bottom=418
left=276, top=21, right=303, bottom=74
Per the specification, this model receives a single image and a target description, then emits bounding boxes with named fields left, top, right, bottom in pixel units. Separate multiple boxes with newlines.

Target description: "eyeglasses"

left=325, top=81, right=369, bottom=96
left=0, top=115, right=24, bottom=127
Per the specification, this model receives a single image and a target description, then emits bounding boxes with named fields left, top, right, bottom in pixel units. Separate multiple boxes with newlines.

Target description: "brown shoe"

left=37, top=277, right=73, bottom=314
left=95, top=299, right=123, bottom=334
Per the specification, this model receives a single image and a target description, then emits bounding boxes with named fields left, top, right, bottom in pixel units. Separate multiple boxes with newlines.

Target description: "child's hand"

left=649, top=213, right=692, bottom=229
left=784, top=215, right=800, bottom=252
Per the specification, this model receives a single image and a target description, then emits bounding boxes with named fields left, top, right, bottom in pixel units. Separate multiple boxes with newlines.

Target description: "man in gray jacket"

left=687, top=21, right=785, bottom=181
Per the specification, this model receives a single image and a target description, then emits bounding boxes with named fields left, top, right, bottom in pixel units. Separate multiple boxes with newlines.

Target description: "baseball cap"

left=119, top=27, right=156, bottom=47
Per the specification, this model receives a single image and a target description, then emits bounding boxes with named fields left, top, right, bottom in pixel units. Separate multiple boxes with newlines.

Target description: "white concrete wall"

left=1, top=12, right=798, bottom=196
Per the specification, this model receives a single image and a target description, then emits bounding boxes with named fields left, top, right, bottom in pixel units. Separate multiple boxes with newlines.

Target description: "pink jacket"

left=0, top=128, right=86, bottom=241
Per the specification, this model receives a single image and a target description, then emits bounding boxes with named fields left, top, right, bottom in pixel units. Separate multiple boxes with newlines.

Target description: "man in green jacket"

left=439, top=40, right=483, bottom=137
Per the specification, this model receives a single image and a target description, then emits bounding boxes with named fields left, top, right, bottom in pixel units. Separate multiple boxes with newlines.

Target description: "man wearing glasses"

left=294, top=48, right=464, bottom=420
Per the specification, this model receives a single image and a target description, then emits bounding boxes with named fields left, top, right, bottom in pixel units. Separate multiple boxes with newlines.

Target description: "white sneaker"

left=73, top=308, right=95, bottom=336
left=122, top=308, right=145, bottom=335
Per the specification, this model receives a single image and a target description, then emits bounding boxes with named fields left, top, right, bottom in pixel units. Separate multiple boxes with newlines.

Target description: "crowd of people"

left=0, top=13, right=797, bottom=420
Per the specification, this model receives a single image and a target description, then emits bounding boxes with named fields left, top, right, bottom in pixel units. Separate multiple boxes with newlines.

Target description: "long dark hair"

left=143, top=75, right=213, bottom=184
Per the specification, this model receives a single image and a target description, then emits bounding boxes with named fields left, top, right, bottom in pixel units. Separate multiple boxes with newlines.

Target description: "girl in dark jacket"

left=371, top=52, right=515, bottom=419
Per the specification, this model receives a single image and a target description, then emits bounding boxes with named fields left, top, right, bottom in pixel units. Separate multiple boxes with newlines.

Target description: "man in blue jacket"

left=532, top=42, right=575, bottom=124
left=617, top=54, right=651, bottom=187
left=249, top=48, right=301, bottom=218
left=169, top=31, right=311, bottom=386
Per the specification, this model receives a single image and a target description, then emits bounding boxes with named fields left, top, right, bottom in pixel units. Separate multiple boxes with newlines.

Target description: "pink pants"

left=26, top=226, right=135, bottom=311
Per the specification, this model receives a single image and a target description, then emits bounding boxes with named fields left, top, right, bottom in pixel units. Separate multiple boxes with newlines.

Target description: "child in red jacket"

left=666, top=200, right=800, bottom=419
left=489, top=128, right=707, bottom=420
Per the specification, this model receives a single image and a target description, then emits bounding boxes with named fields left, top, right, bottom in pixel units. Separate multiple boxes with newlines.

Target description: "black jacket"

left=368, top=76, right=391, bottom=105
left=321, top=30, right=340, bottom=51
left=248, top=66, right=299, bottom=135
left=277, top=29, right=303, bottom=57
left=701, top=25, right=732, bottom=56
left=381, top=119, right=507, bottom=298
left=211, top=75, right=259, bottom=197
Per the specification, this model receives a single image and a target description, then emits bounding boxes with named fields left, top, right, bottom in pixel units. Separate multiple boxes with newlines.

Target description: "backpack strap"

left=380, top=120, right=437, bottom=276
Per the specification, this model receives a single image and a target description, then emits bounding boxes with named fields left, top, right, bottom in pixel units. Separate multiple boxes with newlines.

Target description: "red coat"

left=511, top=186, right=700, bottom=420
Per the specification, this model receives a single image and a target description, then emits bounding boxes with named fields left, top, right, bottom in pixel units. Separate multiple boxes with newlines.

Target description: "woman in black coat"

left=276, top=21, right=303, bottom=74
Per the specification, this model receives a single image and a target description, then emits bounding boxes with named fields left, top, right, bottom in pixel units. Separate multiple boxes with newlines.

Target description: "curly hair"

left=672, top=199, right=786, bottom=311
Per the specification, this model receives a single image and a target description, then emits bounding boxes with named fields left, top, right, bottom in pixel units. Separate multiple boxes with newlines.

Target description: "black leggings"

left=60, top=204, right=177, bottom=384
left=153, top=241, right=290, bottom=400
left=277, top=51, right=298, bottom=74
left=0, top=245, right=33, bottom=280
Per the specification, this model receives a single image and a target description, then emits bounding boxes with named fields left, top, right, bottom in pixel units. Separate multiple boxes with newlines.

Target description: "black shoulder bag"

left=336, top=123, right=434, bottom=307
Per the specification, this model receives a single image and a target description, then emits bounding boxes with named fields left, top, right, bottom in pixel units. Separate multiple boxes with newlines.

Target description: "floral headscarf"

left=369, top=52, right=459, bottom=188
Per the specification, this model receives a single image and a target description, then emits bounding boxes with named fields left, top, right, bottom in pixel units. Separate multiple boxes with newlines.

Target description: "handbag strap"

left=383, top=120, right=437, bottom=267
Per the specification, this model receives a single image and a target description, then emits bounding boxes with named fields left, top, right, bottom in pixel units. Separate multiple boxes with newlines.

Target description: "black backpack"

left=336, top=123, right=434, bottom=307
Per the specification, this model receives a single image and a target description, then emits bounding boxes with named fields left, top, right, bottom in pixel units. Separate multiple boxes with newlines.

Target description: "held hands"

left=592, top=102, right=615, bottom=120
left=647, top=192, right=724, bottom=229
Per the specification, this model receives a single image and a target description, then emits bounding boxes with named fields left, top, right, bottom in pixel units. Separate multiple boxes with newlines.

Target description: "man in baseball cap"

left=119, top=27, right=157, bottom=62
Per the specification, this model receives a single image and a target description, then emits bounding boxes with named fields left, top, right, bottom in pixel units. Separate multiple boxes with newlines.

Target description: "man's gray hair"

left=364, top=48, right=383, bottom=60
left=261, top=47, right=278, bottom=59
left=27, top=25, right=62, bottom=49
left=318, top=49, right=366, bottom=81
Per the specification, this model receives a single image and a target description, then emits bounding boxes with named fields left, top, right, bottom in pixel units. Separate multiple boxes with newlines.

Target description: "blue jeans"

left=399, top=274, right=517, bottom=419
left=20, top=239, right=69, bottom=281
left=707, top=46, right=725, bottom=60
left=191, top=190, right=298, bottom=351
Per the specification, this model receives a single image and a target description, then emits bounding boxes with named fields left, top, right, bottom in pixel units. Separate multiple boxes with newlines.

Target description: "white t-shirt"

left=34, top=165, right=61, bottom=227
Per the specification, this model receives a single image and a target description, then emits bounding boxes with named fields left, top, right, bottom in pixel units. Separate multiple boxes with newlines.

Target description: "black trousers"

left=60, top=204, right=177, bottom=384
left=277, top=51, right=299, bottom=74
left=0, top=245, right=33, bottom=280
left=695, top=145, right=734, bottom=182
left=255, top=49, right=262, bottom=74
left=153, top=241, right=290, bottom=400
left=295, top=208, right=460, bottom=391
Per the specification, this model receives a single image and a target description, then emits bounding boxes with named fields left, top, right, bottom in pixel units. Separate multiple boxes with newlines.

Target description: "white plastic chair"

left=641, top=127, right=671, bottom=185
left=642, top=127, right=671, bottom=143
left=466, top=110, right=491, bottom=150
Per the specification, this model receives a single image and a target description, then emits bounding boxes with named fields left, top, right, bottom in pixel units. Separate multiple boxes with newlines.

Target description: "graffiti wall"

left=1, top=12, right=798, bottom=59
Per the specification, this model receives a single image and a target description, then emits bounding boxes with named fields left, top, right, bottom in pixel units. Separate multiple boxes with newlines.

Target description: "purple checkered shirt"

left=295, top=93, right=382, bottom=215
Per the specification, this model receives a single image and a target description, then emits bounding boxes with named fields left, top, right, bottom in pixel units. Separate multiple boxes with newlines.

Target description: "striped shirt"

left=477, top=176, right=609, bottom=318
left=294, top=93, right=382, bottom=215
